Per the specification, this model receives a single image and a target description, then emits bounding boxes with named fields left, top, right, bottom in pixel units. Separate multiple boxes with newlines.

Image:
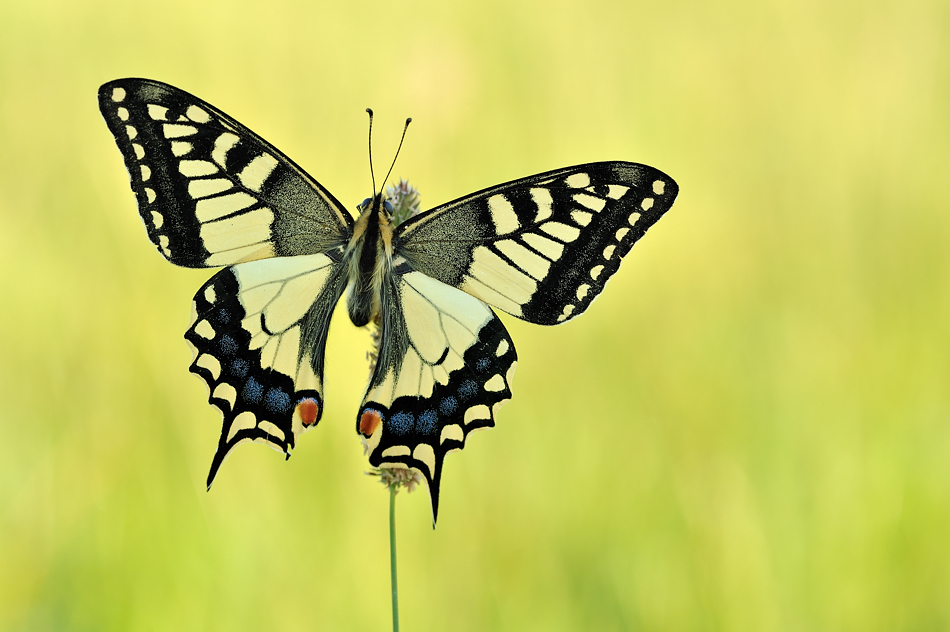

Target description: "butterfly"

left=98, top=78, right=678, bottom=523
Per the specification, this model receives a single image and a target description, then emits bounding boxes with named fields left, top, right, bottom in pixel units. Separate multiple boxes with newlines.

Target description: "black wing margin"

left=395, top=161, right=677, bottom=325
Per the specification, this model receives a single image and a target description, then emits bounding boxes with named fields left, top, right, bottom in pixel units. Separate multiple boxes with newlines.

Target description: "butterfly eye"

left=383, top=200, right=394, bottom=213
left=359, top=197, right=372, bottom=210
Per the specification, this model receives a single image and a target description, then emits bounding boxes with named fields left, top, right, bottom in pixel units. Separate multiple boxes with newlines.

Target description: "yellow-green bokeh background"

left=3, top=0, right=949, bottom=629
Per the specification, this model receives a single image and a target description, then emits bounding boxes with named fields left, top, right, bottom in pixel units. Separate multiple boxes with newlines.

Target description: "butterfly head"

left=358, top=195, right=395, bottom=217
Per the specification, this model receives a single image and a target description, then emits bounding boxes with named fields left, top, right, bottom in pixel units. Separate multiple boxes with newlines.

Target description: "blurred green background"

left=2, top=0, right=949, bottom=629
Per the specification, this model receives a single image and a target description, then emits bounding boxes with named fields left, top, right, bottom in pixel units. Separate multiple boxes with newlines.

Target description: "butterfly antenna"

left=380, top=117, right=412, bottom=196
left=366, top=108, right=377, bottom=197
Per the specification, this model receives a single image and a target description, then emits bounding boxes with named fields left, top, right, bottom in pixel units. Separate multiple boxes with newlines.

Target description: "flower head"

left=367, top=466, right=423, bottom=494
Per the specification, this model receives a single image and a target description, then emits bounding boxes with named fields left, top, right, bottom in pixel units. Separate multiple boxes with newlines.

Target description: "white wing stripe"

left=606, top=184, right=628, bottom=199
left=460, top=275, right=523, bottom=316
left=189, top=178, right=232, bottom=199
left=520, top=232, right=564, bottom=260
left=205, top=243, right=274, bottom=266
left=539, top=221, right=580, bottom=242
left=199, top=208, right=274, bottom=251
left=573, top=192, right=606, bottom=212
left=163, top=123, right=198, bottom=138
left=195, top=192, right=257, bottom=222
left=530, top=188, right=553, bottom=222
left=571, top=210, right=593, bottom=226
left=494, top=239, right=551, bottom=281
left=466, top=247, right=536, bottom=304
left=487, top=194, right=520, bottom=235
left=402, top=283, right=452, bottom=364
left=179, top=160, right=219, bottom=177
left=262, top=269, right=332, bottom=332
left=238, top=154, right=279, bottom=192
left=147, top=104, right=169, bottom=120
left=234, top=253, right=335, bottom=289
left=185, top=105, right=211, bottom=123
left=212, top=132, right=240, bottom=166
left=565, top=172, right=590, bottom=188
left=171, top=141, right=191, bottom=157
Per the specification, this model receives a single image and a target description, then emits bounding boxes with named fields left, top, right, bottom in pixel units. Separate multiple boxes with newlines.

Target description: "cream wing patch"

left=379, top=272, right=494, bottom=403
left=229, top=254, right=338, bottom=377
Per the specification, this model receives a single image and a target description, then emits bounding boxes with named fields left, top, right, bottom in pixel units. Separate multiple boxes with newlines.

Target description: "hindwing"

left=98, top=78, right=353, bottom=267
left=357, top=271, right=517, bottom=522
left=186, top=253, right=348, bottom=485
left=395, top=162, right=677, bottom=324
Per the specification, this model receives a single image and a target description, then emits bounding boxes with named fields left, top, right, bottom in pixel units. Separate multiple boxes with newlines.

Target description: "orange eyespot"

left=296, top=398, right=320, bottom=427
left=359, top=409, right=382, bottom=436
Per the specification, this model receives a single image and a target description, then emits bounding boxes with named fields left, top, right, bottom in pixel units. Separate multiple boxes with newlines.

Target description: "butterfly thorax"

left=344, top=196, right=396, bottom=328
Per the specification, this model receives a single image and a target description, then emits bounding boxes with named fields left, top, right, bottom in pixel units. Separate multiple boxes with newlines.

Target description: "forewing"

left=99, top=78, right=353, bottom=267
left=357, top=272, right=517, bottom=524
left=186, top=253, right=348, bottom=485
left=395, top=161, right=677, bottom=324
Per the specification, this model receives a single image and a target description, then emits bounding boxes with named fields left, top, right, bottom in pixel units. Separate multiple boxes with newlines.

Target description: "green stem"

left=390, top=484, right=399, bottom=632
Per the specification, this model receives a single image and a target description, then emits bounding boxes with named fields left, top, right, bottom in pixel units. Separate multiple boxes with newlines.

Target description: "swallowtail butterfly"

left=99, top=78, right=678, bottom=523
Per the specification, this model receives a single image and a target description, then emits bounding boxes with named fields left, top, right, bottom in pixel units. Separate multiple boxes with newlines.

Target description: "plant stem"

left=390, top=484, right=399, bottom=632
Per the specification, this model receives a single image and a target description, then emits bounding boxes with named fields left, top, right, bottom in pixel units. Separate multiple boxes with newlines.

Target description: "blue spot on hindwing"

left=264, top=388, right=291, bottom=414
left=242, top=377, right=263, bottom=404
left=418, top=410, right=438, bottom=435
left=217, top=307, right=231, bottom=325
left=475, top=357, right=491, bottom=372
left=458, top=380, right=478, bottom=401
left=219, top=334, right=238, bottom=356
left=230, top=359, right=249, bottom=378
left=440, top=397, right=458, bottom=415
left=389, top=411, right=414, bottom=435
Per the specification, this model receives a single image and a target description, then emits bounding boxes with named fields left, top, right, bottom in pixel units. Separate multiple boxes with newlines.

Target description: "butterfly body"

left=99, top=78, right=678, bottom=523
left=344, top=196, right=396, bottom=328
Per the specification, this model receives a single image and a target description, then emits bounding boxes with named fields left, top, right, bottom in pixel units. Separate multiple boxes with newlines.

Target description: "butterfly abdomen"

left=345, top=200, right=396, bottom=327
